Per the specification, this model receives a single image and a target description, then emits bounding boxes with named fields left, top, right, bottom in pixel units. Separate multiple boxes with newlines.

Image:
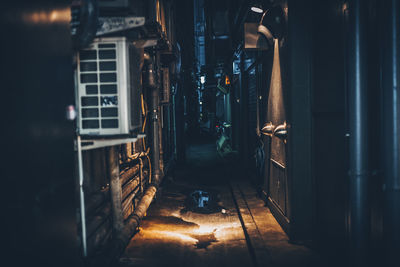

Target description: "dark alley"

left=118, top=140, right=319, bottom=267
left=1, top=1, right=400, bottom=267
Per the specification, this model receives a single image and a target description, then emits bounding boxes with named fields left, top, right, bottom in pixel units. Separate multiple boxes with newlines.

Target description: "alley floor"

left=119, top=141, right=320, bottom=267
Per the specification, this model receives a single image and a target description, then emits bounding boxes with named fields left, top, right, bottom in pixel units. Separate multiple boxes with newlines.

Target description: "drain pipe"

left=98, top=184, right=159, bottom=266
left=108, top=145, right=124, bottom=237
left=149, top=55, right=162, bottom=185
left=143, top=52, right=161, bottom=185
left=381, top=0, right=400, bottom=265
left=347, top=0, right=369, bottom=265
left=103, top=185, right=158, bottom=264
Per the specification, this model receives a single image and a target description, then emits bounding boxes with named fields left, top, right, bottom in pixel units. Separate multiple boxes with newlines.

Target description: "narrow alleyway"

left=3, top=1, right=400, bottom=267
left=119, top=140, right=320, bottom=267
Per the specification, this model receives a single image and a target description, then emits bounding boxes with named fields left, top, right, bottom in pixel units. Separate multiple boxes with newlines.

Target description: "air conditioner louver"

left=76, top=37, right=141, bottom=136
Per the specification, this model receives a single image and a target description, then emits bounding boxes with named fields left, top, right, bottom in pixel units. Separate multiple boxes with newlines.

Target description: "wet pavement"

left=119, top=142, right=320, bottom=267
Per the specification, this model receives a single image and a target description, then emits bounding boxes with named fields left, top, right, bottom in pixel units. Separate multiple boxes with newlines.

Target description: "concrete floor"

left=119, top=141, right=320, bottom=267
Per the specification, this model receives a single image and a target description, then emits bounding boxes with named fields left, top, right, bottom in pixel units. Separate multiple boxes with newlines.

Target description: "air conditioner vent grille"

left=78, top=42, right=119, bottom=131
left=77, top=37, right=141, bottom=136
left=86, top=85, right=98, bottom=94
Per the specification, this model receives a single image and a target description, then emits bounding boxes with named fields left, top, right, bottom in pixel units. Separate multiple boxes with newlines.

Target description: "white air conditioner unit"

left=76, top=37, right=141, bottom=136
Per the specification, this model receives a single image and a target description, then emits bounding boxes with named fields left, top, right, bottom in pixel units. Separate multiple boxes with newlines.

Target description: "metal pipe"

left=148, top=0, right=157, bottom=22
left=77, top=135, right=88, bottom=257
left=87, top=218, right=112, bottom=254
left=95, top=184, right=159, bottom=266
left=347, top=0, right=369, bottom=264
left=122, top=186, right=140, bottom=220
left=139, top=158, right=144, bottom=193
left=120, top=165, right=140, bottom=187
left=85, top=188, right=109, bottom=216
left=159, top=105, right=165, bottom=175
left=121, top=169, right=148, bottom=201
left=108, top=146, right=124, bottom=236
left=130, top=185, right=157, bottom=221
left=148, top=59, right=161, bottom=185
left=381, top=0, right=400, bottom=264
left=87, top=204, right=111, bottom=238
left=122, top=175, right=140, bottom=201
left=111, top=185, right=157, bottom=259
left=122, top=171, right=149, bottom=219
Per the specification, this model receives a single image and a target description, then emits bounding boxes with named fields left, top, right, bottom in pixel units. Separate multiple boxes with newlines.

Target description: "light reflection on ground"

left=138, top=217, right=242, bottom=249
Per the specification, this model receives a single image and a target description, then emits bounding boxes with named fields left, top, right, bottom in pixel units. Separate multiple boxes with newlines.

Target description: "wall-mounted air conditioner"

left=76, top=37, right=141, bottom=136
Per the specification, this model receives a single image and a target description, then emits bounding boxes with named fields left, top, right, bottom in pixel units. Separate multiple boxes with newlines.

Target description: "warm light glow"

left=342, top=2, right=349, bottom=13
left=283, top=3, right=289, bottom=19
left=251, top=6, right=264, bottom=14
left=193, top=222, right=241, bottom=237
left=225, top=75, right=230, bottom=85
left=22, top=8, right=71, bottom=24
left=194, top=226, right=218, bottom=234
left=139, top=219, right=241, bottom=246
left=150, top=231, right=198, bottom=242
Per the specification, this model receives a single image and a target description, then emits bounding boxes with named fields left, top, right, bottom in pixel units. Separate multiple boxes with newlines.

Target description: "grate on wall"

left=79, top=42, right=119, bottom=131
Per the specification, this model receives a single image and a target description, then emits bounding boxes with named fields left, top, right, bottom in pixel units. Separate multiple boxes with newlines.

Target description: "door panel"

left=269, top=160, right=279, bottom=205
left=266, top=39, right=288, bottom=218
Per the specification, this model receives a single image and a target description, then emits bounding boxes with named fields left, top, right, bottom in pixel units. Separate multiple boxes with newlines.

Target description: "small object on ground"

left=191, top=190, right=210, bottom=208
left=183, top=189, right=223, bottom=214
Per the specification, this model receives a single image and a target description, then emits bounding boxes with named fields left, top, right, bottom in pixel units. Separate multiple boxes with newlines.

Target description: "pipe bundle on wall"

left=89, top=54, right=163, bottom=266
left=93, top=173, right=161, bottom=267
left=84, top=149, right=152, bottom=257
